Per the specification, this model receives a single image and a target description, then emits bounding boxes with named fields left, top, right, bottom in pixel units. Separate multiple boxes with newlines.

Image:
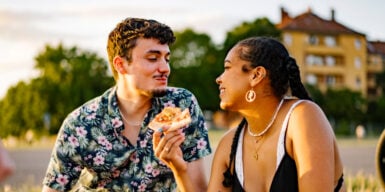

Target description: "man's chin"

left=151, top=88, right=167, bottom=97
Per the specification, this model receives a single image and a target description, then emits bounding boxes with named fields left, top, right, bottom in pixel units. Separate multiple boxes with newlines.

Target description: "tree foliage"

left=222, top=17, right=281, bottom=54
left=169, top=28, right=222, bottom=111
left=0, top=44, right=113, bottom=137
left=322, top=88, right=366, bottom=122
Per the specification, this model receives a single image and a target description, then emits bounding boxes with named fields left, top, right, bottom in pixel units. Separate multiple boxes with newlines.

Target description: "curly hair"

left=236, top=36, right=311, bottom=100
left=107, top=18, right=176, bottom=80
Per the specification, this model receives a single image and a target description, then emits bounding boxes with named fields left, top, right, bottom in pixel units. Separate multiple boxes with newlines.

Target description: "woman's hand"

left=153, top=127, right=187, bottom=172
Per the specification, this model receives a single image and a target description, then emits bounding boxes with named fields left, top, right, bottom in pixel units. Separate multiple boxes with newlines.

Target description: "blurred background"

left=1, top=0, right=385, bottom=191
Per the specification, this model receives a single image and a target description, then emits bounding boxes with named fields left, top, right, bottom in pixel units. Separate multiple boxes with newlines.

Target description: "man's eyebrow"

left=146, top=50, right=170, bottom=55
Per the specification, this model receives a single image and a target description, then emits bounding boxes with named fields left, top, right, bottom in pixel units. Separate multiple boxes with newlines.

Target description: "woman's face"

left=216, top=46, right=252, bottom=111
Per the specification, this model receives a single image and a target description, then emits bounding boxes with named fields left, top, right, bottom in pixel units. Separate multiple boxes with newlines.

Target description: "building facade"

left=277, top=7, right=384, bottom=99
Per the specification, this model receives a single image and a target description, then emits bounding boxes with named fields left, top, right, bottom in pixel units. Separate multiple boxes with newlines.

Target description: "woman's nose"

left=215, top=75, right=222, bottom=84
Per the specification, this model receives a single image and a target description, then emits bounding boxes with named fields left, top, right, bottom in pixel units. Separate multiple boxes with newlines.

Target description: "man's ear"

left=250, top=66, right=266, bottom=86
left=113, top=56, right=127, bottom=74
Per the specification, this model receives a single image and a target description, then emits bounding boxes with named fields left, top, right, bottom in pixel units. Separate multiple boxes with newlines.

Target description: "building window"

left=306, top=55, right=314, bottom=65
left=325, top=36, right=336, bottom=47
left=306, top=74, right=317, bottom=85
left=283, top=33, right=292, bottom=45
left=308, top=35, right=319, bottom=45
left=355, top=57, right=361, bottom=69
left=306, top=54, right=323, bottom=66
left=354, top=38, right=361, bottom=50
left=325, top=56, right=335, bottom=66
left=326, top=75, right=336, bottom=86
left=356, top=77, right=361, bottom=88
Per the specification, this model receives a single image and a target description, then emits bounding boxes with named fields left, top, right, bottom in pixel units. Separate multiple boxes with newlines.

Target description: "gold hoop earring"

left=245, top=89, right=256, bottom=102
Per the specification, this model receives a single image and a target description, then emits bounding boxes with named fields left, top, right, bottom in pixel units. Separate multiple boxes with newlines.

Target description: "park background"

left=1, top=0, right=385, bottom=191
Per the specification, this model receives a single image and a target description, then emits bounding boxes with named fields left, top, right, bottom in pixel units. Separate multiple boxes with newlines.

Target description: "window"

left=306, top=54, right=323, bottom=65
left=325, top=36, right=336, bottom=47
left=355, top=77, right=361, bottom=88
left=306, top=55, right=315, bottom=66
left=283, top=33, right=292, bottom=45
left=308, top=35, right=319, bottom=45
left=355, top=57, right=361, bottom=69
left=325, top=56, right=335, bottom=66
left=326, top=75, right=336, bottom=86
left=354, top=38, right=361, bottom=50
left=306, top=74, right=317, bottom=85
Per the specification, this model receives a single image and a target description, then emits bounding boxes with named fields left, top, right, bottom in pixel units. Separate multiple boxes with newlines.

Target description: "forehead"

left=133, top=38, right=170, bottom=55
left=225, top=46, right=242, bottom=62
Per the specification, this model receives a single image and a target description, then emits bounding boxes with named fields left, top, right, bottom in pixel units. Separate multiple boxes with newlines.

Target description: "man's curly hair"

left=107, top=18, right=176, bottom=80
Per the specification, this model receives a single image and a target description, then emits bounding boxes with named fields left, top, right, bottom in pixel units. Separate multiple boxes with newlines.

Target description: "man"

left=42, top=18, right=211, bottom=192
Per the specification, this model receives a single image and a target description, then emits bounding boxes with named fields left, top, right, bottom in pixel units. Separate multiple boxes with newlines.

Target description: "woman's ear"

left=250, top=66, right=266, bottom=86
left=113, top=56, right=127, bottom=74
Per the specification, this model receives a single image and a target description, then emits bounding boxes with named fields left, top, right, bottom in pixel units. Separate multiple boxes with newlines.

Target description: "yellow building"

left=367, top=41, right=385, bottom=99
left=277, top=7, right=371, bottom=97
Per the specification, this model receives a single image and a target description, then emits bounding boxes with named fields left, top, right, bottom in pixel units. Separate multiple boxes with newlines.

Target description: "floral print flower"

left=56, top=174, right=69, bottom=186
left=68, top=135, right=79, bottom=147
left=93, top=154, right=105, bottom=166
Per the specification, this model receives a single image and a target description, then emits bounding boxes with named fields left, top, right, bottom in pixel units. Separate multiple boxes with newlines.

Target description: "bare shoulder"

left=289, top=100, right=327, bottom=119
left=288, top=99, right=334, bottom=138
left=217, top=128, right=237, bottom=150
left=213, top=127, right=238, bottom=162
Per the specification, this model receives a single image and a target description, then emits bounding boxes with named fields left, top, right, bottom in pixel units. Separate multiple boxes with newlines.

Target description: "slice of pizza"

left=148, top=107, right=191, bottom=132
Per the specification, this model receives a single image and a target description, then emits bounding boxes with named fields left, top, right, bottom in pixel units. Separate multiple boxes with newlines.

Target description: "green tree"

left=169, top=29, right=222, bottom=111
left=322, top=88, right=366, bottom=135
left=0, top=44, right=113, bottom=137
left=305, top=84, right=325, bottom=107
left=367, top=96, right=385, bottom=123
left=222, top=17, right=281, bottom=54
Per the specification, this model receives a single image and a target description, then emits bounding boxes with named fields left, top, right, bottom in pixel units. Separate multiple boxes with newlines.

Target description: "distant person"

left=355, top=124, right=366, bottom=139
left=0, top=139, right=15, bottom=182
left=208, top=37, right=344, bottom=191
left=42, top=17, right=211, bottom=191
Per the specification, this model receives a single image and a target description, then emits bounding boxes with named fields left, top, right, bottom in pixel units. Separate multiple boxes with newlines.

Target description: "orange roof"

left=277, top=7, right=365, bottom=36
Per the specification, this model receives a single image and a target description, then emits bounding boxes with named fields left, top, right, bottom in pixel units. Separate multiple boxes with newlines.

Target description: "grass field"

left=1, top=129, right=385, bottom=191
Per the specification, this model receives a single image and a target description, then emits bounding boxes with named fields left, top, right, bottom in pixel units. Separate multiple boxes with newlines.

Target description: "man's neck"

left=117, top=88, right=151, bottom=114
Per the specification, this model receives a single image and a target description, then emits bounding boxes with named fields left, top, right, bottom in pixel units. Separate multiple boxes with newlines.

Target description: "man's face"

left=125, top=38, right=171, bottom=95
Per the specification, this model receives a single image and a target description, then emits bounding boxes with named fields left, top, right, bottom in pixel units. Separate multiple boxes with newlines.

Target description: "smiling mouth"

left=219, top=87, right=225, bottom=96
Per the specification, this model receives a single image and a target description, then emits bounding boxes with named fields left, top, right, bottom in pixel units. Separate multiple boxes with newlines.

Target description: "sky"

left=1, top=0, right=385, bottom=98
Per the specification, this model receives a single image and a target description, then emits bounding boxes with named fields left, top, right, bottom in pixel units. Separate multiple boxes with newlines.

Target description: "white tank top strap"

left=276, top=99, right=305, bottom=169
left=235, top=127, right=245, bottom=187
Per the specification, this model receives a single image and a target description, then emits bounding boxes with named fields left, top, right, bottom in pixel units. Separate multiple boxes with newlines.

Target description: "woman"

left=208, top=37, right=344, bottom=191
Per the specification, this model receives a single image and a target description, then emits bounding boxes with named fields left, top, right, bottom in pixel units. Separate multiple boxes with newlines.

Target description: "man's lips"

left=154, top=74, right=168, bottom=83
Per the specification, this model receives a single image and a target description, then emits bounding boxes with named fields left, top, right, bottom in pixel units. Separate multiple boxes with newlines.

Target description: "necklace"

left=247, top=98, right=285, bottom=137
left=252, top=135, right=265, bottom=160
left=119, top=110, right=142, bottom=127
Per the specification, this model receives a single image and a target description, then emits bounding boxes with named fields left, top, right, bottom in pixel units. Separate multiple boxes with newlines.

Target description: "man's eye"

left=148, top=58, right=157, bottom=61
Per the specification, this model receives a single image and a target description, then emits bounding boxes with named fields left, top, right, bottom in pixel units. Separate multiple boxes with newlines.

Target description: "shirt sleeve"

left=42, top=117, right=84, bottom=191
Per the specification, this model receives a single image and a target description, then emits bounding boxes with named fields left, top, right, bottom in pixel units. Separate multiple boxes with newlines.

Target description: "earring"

left=245, top=89, right=256, bottom=102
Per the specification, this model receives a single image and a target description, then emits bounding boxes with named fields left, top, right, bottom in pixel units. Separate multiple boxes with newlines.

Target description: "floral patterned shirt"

left=43, top=86, right=212, bottom=191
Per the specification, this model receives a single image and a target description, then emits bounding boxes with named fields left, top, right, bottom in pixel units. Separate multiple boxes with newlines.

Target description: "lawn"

left=1, top=129, right=384, bottom=191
